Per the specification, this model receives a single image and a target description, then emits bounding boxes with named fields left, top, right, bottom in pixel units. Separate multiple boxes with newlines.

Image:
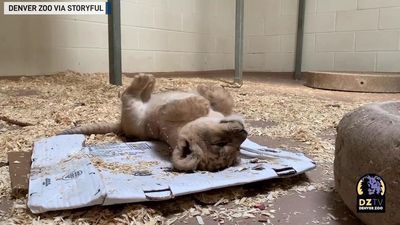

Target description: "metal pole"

left=294, top=0, right=305, bottom=80
left=234, top=0, right=244, bottom=84
left=108, top=0, right=122, bottom=85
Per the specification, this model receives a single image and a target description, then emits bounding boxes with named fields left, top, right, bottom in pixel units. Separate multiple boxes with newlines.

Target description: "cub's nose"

left=240, top=129, right=248, bottom=136
left=237, top=129, right=248, bottom=141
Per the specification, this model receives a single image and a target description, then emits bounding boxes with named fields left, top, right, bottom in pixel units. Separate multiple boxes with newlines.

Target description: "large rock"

left=335, top=101, right=400, bottom=225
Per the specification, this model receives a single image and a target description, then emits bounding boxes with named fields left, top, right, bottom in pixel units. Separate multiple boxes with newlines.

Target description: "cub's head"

left=172, top=115, right=247, bottom=172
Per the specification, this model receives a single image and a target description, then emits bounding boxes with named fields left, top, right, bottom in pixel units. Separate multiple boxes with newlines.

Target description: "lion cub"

left=61, top=74, right=248, bottom=171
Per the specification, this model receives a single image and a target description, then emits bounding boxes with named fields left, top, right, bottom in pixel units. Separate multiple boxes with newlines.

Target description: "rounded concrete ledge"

left=334, top=101, right=400, bottom=225
left=304, top=71, right=400, bottom=93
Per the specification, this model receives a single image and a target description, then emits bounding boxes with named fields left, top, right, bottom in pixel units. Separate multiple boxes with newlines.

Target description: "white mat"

left=28, top=135, right=316, bottom=213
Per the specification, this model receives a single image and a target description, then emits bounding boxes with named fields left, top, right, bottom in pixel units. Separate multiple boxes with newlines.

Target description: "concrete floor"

left=168, top=134, right=364, bottom=225
left=3, top=72, right=400, bottom=224
left=171, top=167, right=364, bottom=225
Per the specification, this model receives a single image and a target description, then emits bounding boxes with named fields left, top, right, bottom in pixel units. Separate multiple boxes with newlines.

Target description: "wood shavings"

left=0, top=167, right=11, bottom=199
left=193, top=187, right=244, bottom=205
left=195, top=215, right=204, bottom=225
left=166, top=216, right=178, bottom=225
left=327, top=213, right=338, bottom=220
left=90, top=157, right=158, bottom=174
left=213, top=198, right=228, bottom=206
left=221, top=82, right=242, bottom=88
left=1, top=71, right=398, bottom=224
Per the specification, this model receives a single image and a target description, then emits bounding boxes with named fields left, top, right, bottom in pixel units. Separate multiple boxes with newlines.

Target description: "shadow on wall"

left=0, top=0, right=235, bottom=76
left=0, top=2, right=55, bottom=76
left=146, top=0, right=234, bottom=72
left=0, top=1, right=109, bottom=76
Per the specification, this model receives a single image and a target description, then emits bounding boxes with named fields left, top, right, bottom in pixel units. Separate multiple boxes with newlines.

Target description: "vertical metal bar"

left=234, top=0, right=244, bottom=84
left=294, top=0, right=306, bottom=80
left=108, top=0, right=122, bottom=85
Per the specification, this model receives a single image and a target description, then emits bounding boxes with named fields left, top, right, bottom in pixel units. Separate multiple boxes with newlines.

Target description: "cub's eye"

left=214, top=142, right=228, bottom=147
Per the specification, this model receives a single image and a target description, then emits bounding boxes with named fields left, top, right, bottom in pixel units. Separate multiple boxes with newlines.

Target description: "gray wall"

left=1, top=0, right=400, bottom=76
left=244, top=0, right=400, bottom=72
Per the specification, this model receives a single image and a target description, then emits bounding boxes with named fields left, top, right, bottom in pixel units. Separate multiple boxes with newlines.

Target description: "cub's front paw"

left=130, top=73, right=155, bottom=89
left=123, top=73, right=156, bottom=99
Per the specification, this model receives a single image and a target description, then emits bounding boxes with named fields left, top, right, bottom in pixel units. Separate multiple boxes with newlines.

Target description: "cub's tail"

left=58, top=122, right=121, bottom=135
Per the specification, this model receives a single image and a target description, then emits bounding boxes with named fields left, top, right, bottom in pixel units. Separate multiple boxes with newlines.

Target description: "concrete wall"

left=1, top=0, right=400, bottom=76
left=0, top=0, right=234, bottom=76
left=244, top=0, right=400, bottom=72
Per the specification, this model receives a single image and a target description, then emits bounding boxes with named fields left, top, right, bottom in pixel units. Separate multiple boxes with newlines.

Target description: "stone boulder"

left=334, top=101, right=400, bottom=225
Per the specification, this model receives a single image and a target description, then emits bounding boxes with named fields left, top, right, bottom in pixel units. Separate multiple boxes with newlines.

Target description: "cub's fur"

left=61, top=74, right=247, bottom=171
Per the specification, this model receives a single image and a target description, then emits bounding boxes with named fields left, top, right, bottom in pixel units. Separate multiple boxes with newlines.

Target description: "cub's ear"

left=172, top=139, right=202, bottom=171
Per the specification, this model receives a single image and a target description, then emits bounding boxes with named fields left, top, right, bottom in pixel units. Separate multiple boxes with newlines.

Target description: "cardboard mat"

left=28, top=135, right=316, bottom=214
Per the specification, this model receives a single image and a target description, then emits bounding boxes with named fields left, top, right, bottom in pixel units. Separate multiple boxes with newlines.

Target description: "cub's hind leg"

left=196, top=84, right=233, bottom=115
left=122, top=73, right=155, bottom=102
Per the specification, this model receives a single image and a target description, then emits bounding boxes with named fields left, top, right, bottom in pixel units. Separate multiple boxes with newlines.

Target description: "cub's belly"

left=123, top=91, right=203, bottom=139
left=152, top=91, right=197, bottom=103
left=121, top=100, right=149, bottom=138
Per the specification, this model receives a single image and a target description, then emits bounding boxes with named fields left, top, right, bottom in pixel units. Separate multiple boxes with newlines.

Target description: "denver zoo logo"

left=357, top=174, right=385, bottom=213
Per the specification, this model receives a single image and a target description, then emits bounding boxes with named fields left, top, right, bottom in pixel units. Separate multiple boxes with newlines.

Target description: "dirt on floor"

left=0, top=71, right=399, bottom=225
